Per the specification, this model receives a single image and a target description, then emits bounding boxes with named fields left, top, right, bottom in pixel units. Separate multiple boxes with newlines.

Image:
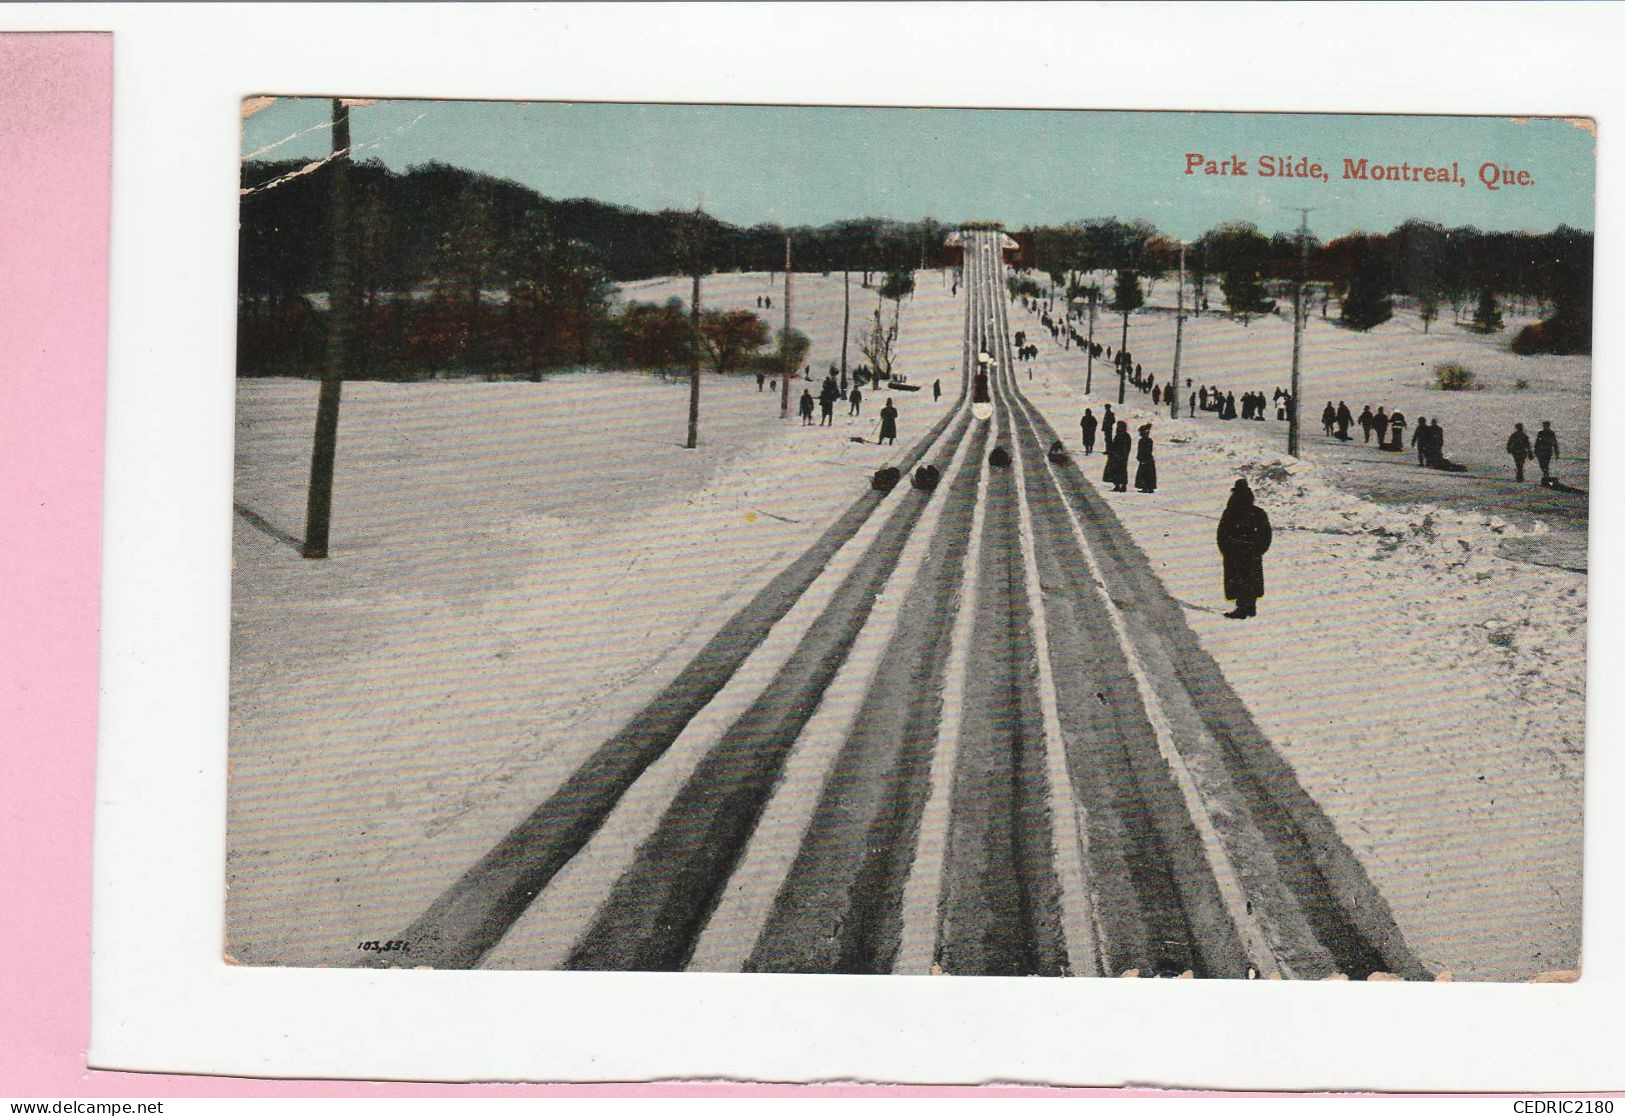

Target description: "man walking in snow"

left=1506, top=423, right=1533, bottom=482
left=799, top=388, right=815, bottom=425
left=819, top=374, right=840, bottom=426
left=1413, top=417, right=1430, bottom=465
left=848, top=385, right=863, bottom=417
left=1534, top=421, right=1560, bottom=485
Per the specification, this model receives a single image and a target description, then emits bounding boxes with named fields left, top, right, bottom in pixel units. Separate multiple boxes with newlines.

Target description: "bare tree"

left=857, top=302, right=898, bottom=382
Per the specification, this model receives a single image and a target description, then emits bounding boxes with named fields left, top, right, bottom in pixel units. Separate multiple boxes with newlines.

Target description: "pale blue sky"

left=243, top=98, right=1595, bottom=241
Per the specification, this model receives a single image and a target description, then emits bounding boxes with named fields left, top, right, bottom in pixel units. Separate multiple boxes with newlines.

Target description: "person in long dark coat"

left=1102, top=404, right=1116, bottom=442
left=1506, top=423, right=1532, bottom=481
left=1103, top=421, right=1132, bottom=491
left=1322, top=402, right=1337, bottom=436
left=1426, top=420, right=1446, bottom=468
left=878, top=398, right=899, bottom=445
left=799, top=388, right=815, bottom=425
left=1534, top=421, right=1560, bottom=484
left=1134, top=424, right=1158, bottom=493
left=1373, top=407, right=1390, bottom=445
left=1080, top=408, right=1099, bottom=454
left=1386, top=410, right=1407, bottom=451
left=1217, top=478, right=1272, bottom=619
left=1221, top=392, right=1238, bottom=420
left=819, top=377, right=839, bottom=426
left=1335, top=401, right=1354, bottom=440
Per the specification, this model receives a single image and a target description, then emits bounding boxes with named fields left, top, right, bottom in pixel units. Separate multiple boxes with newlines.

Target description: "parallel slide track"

left=376, top=230, right=1427, bottom=980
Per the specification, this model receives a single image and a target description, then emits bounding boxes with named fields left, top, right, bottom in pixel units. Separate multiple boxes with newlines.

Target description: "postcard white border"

left=59, top=0, right=1623, bottom=1089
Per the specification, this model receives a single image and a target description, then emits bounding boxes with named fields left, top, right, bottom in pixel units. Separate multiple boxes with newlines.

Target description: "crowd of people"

left=794, top=366, right=904, bottom=445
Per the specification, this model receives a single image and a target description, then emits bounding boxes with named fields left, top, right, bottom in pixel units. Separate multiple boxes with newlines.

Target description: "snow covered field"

left=229, top=269, right=1585, bottom=979
left=1017, top=272, right=1591, bottom=569
left=228, top=273, right=963, bottom=965
left=1014, top=294, right=1586, bottom=980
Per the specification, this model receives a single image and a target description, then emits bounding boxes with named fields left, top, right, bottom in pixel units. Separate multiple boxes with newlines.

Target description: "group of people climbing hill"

left=1078, top=406, right=1157, bottom=494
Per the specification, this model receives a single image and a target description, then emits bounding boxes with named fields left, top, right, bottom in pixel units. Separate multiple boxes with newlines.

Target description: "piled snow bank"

left=1021, top=343, right=1585, bottom=982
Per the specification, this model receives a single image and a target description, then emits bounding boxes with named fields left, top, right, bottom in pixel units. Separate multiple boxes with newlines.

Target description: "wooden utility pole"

left=1170, top=241, right=1186, bottom=418
left=301, top=97, right=353, bottom=560
left=779, top=233, right=793, bottom=418
left=1118, top=309, right=1129, bottom=405
left=686, top=265, right=702, bottom=449
left=841, top=264, right=851, bottom=384
left=1084, top=288, right=1095, bottom=394
left=1288, top=208, right=1313, bottom=456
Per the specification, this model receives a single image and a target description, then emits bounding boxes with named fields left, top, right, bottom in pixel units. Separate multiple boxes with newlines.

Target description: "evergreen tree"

left=1112, top=268, right=1144, bottom=313
left=1417, top=291, right=1440, bottom=334
left=1339, top=265, right=1393, bottom=331
left=1219, top=269, right=1275, bottom=325
left=1471, top=286, right=1504, bottom=333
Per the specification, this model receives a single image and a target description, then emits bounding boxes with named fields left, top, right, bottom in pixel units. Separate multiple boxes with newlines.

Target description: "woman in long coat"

left=1216, top=478, right=1272, bottom=619
left=878, top=398, right=899, bottom=445
left=1103, top=421, right=1131, bottom=491
left=1134, top=424, right=1158, bottom=492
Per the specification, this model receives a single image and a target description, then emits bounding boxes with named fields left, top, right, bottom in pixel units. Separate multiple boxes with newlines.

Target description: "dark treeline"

left=239, top=158, right=953, bottom=379
left=1017, top=217, right=1592, bottom=354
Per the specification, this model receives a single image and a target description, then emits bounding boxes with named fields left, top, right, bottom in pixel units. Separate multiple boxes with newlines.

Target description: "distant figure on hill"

left=1535, top=421, right=1560, bottom=485
left=756, top=370, right=766, bottom=392
left=1134, top=424, right=1158, bottom=493
left=879, top=398, right=899, bottom=445
left=1506, top=423, right=1532, bottom=482
left=799, top=388, right=815, bottom=425
left=1103, top=421, right=1132, bottom=492
left=848, top=385, right=863, bottom=416
left=933, top=379, right=942, bottom=402
left=1217, top=478, right=1272, bottom=620
left=1080, top=408, right=1098, bottom=454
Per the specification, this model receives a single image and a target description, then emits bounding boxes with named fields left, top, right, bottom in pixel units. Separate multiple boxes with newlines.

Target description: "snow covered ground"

left=1018, top=272, right=1591, bottom=570
left=227, top=273, right=963, bottom=965
left=1013, top=291, right=1586, bottom=981
left=229, top=269, right=1586, bottom=979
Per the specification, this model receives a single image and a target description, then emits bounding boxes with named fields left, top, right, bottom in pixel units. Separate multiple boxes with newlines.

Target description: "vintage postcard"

left=229, top=99, right=1591, bottom=982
